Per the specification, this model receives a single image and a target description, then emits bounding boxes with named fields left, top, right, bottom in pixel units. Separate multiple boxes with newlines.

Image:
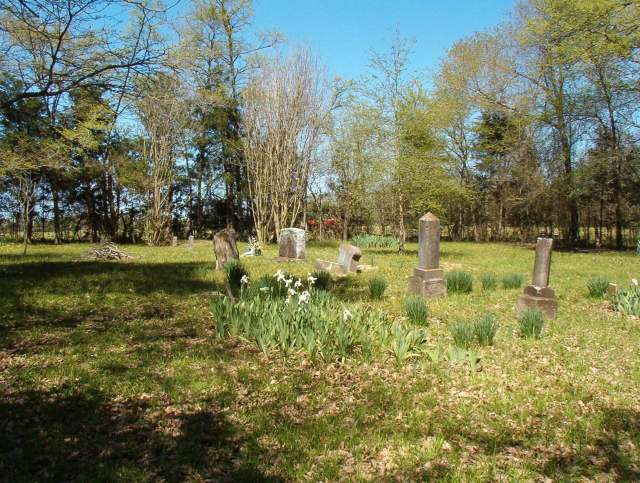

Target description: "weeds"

left=450, top=320, right=475, bottom=348
left=502, top=273, right=524, bottom=289
left=446, top=271, right=473, bottom=294
left=518, top=308, right=545, bottom=339
left=474, top=314, right=498, bottom=346
left=351, top=234, right=399, bottom=249
left=368, top=277, right=388, bottom=299
left=586, top=276, right=610, bottom=298
left=223, top=260, right=249, bottom=297
left=405, top=295, right=429, bottom=324
left=480, top=273, right=497, bottom=291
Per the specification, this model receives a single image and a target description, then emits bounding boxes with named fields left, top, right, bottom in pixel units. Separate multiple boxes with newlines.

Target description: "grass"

left=587, top=275, right=610, bottom=298
left=446, top=271, right=473, bottom=293
left=502, top=272, right=525, bottom=289
left=404, top=295, right=429, bottom=325
left=480, top=272, right=497, bottom=291
left=1, top=240, right=640, bottom=481
left=368, top=276, right=388, bottom=299
left=518, top=308, right=546, bottom=339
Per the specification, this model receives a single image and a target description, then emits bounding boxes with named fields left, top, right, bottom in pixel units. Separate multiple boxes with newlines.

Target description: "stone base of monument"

left=516, top=285, right=558, bottom=319
left=357, top=264, right=378, bottom=272
left=408, top=267, right=447, bottom=298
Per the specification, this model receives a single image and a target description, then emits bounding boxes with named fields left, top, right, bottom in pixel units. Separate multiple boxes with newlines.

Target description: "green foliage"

left=209, top=290, right=391, bottom=362
left=389, top=323, right=427, bottom=364
left=502, top=273, right=524, bottom=289
left=368, top=277, right=388, bottom=299
left=223, top=260, right=249, bottom=297
left=611, top=283, right=640, bottom=317
left=480, top=272, right=497, bottom=291
left=311, top=270, right=332, bottom=291
left=636, top=239, right=640, bottom=255
left=474, top=314, right=498, bottom=346
left=446, top=271, right=473, bottom=294
left=404, top=295, right=429, bottom=325
left=450, top=321, right=475, bottom=348
left=351, top=234, right=399, bottom=249
left=586, top=276, right=609, bottom=298
left=518, top=309, right=545, bottom=339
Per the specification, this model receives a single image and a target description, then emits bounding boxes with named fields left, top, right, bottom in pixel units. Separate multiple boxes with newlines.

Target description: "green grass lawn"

left=1, top=240, right=639, bottom=481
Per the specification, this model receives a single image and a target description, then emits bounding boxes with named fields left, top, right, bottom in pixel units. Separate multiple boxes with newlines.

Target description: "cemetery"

left=1, top=0, right=640, bottom=481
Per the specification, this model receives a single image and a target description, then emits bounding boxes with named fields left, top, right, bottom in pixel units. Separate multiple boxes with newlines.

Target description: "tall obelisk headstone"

left=516, top=237, right=558, bottom=319
left=408, top=213, right=447, bottom=298
left=187, top=235, right=194, bottom=250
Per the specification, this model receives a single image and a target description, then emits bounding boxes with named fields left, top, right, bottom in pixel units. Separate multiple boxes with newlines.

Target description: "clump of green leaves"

left=450, top=321, right=475, bottom=348
left=611, top=282, right=640, bottom=316
left=586, top=276, right=610, bottom=298
left=502, top=273, right=524, bottom=289
left=223, top=260, right=249, bottom=297
left=474, top=314, right=498, bottom=346
left=446, top=271, right=473, bottom=294
left=518, top=308, right=545, bottom=339
left=389, top=323, right=427, bottom=364
left=311, top=270, right=331, bottom=291
left=480, top=273, right=497, bottom=291
left=368, top=277, right=388, bottom=299
left=352, top=234, right=399, bottom=249
left=404, top=295, right=429, bottom=324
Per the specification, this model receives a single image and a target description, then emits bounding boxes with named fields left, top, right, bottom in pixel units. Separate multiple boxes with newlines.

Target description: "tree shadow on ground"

left=0, top=386, right=282, bottom=482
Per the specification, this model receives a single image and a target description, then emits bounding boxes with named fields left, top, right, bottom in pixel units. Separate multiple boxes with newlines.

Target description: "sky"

left=251, top=0, right=517, bottom=82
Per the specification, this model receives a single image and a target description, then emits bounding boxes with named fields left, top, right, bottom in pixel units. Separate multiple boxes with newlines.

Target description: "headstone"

left=607, top=283, right=618, bottom=297
left=187, top=235, right=194, bottom=249
left=172, top=236, right=178, bottom=247
left=213, top=229, right=239, bottom=270
left=276, top=228, right=306, bottom=261
left=516, top=237, right=558, bottom=319
left=315, top=244, right=362, bottom=276
left=408, top=213, right=447, bottom=298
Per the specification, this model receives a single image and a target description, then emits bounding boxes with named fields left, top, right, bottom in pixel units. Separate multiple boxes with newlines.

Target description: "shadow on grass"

left=0, top=387, right=282, bottom=482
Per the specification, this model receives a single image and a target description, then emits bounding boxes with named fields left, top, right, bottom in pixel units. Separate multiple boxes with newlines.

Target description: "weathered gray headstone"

left=213, top=229, right=239, bottom=270
left=277, top=228, right=306, bottom=261
left=172, top=236, right=178, bottom=247
left=187, top=235, right=194, bottom=249
left=408, top=213, right=447, bottom=298
left=516, top=237, right=558, bottom=319
left=315, top=244, right=362, bottom=276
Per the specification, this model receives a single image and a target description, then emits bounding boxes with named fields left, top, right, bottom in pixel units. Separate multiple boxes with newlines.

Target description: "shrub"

left=311, top=270, right=332, bottom=291
left=586, top=276, right=610, bottom=298
left=223, top=260, right=249, bottom=297
left=405, top=295, right=429, bottom=325
left=474, top=314, right=498, bottom=346
left=502, top=273, right=524, bottom=289
left=368, top=277, right=388, bottom=299
left=351, top=234, right=399, bottom=249
left=480, top=273, right=497, bottom=291
left=518, top=308, right=545, bottom=339
left=450, top=321, right=475, bottom=348
left=446, top=271, right=473, bottom=294
left=611, top=281, right=640, bottom=316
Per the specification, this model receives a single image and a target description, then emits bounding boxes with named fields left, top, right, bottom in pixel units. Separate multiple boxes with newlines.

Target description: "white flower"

left=259, top=287, right=270, bottom=292
left=294, top=279, right=303, bottom=289
left=288, top=288, right=297, bottom=296
left=343, top=308, right=352, bottom=321
left=298, top=290, right=311, bottom=304
left=284, top=278, right=293, bottom=288
left=307, top=273, right=317, bottom=285
left=632, top=278, right=638, bottom=286
left=274, top=269, right=285, bottom=281
left=240, top=275, right=249, bottom=285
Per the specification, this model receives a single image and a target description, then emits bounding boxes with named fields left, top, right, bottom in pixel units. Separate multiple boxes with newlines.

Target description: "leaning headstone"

left=187, top=235, right=194, bottom=249
left=408, top=213, right=447, bottom=298
left=516, top=237, right=558, bottom=319
left=607, top=283, right=618, bottom=297
left=172, top=236, right=178, bottom=247
left=213, top=229, right=239, bottom=270
left=315, top=244, right=362, bottom=275
left=276, top=228, right=306, bottom=261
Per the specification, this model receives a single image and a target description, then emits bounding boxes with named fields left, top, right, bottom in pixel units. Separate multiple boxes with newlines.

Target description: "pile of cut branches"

left=82, top=242, right=133, bottom=261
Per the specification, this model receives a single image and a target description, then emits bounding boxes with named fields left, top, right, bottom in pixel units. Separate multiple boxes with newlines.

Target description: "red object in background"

left=307, top=219, right=318, bottom=226
left=323, top=218, right=337, bottom=226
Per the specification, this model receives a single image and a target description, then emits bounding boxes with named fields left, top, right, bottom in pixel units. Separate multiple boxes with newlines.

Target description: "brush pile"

left=83, top=242, right=133, bottom=261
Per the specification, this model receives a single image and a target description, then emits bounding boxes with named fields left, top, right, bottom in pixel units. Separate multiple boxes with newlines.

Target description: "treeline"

left=1, top=0, right=639, bottom=252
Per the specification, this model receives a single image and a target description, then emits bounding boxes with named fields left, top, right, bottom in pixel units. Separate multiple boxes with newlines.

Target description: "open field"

left=1, top=240, right=639, bottom=481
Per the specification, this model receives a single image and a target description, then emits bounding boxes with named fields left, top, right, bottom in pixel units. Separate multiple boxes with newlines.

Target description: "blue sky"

left=252, top=0, right=516, bottom=81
